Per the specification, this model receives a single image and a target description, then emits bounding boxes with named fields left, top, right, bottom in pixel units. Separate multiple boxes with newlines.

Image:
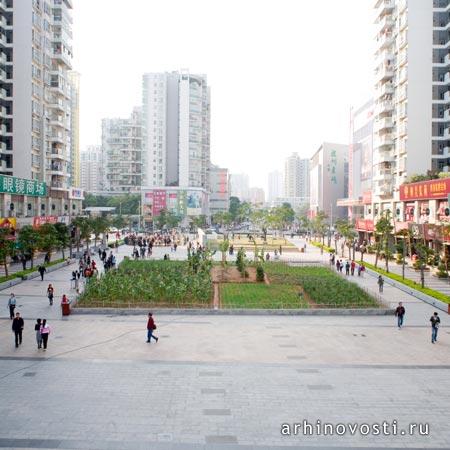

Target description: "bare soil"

left=211, top=266, right=258, bottom=283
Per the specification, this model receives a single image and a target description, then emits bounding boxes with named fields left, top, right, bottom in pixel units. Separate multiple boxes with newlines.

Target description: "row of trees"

left=0, top=216, right=113, bottom=276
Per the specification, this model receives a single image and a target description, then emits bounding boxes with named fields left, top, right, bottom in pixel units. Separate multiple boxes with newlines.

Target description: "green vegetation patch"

left=264, top=263, right=379, bottom=308
left=220, top=283, right=308, bottom=309
left=78, top=259, right=212, bottom=308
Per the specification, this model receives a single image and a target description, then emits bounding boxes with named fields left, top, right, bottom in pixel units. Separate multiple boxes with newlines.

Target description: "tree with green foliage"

left=110, top=214, right=127, bottom=230
left=190, top=215, right=207, bottom=230
left=250, top=209, right=269, bottom=241
left=72, top=217, right=92, bottom=251
left=90, top=216, right=110, bottom=247
left=237, top=202, right=252, bottom=224
left=229, top=196, right=241, bottom=222
left=413, top=242, right=434, bottom=288
left=212, top=211, right=233, bottom=236
left=335, top=219, right=357, bottom=259
left=219, top=239, right=230, bottom=267
left=0, top=228, right=15, bottom=276
left=312, top=211, right=328, bottom=254
left=18, top=225, right=40, bottom=268
left=374, top=211, right=394, bottom=272
left=54, top=223, right=70, bottom=259
left=37, top=223, right=59, bottom=262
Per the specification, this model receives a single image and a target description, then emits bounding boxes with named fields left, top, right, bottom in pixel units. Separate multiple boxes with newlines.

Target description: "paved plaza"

left=0, top=241, right=449, bottom=449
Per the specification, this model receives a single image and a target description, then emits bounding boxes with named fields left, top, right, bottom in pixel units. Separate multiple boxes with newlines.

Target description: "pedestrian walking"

left=47, top=283, right=54, bottom=306
left=7, top=293, right=16, bottom=319
left=430, top=312, right=441, bottom=344
left=35, top=319, right=42, bottom=349
left=12, top=312, right=24, bottom=348
left=38, top=264, right=47, bottom=281
left=71, top=271, right=76, bottom=289
left=345, top=261, right=350, bottom=276
left=146, top=313, right=159, bottom=343
left=395, top=302, right=406, bottom=329
left=377, top=275, right=384, bottom=293
left=40, top=319, right=50, bottom=350
left=350, top=260, right=356, bottom=276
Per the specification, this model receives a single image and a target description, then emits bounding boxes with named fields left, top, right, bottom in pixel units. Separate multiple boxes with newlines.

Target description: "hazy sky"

left=72, top=0, right=374, bottom=190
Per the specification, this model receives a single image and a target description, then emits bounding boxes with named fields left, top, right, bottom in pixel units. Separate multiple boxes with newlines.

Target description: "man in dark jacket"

left=395, top=302, right=406, bottom=329
left=12, top=312, right=24, bottom=348
left=146, top=313, right=159, bottom=343
left=38, top=265, right=46, bottom=281
left=430, top=312, right=441, bottom=344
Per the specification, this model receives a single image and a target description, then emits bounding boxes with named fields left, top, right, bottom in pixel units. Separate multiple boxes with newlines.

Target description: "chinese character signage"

left=327, top=150, right=338, bottom=185
left=400, top=179, right=450, bottom=201
left=33, top=216, right=58, bottom=229
left=355, top=219, right=374, bottom=232
left=0, top=175, right=47, bottom=197
left=152, top=190, right=167, bottom=216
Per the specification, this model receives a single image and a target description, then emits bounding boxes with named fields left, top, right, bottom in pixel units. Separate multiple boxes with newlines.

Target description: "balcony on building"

left=52, top=47, right=72, bottom=69
left=434, top=0, right=450, bottom=10
left=375, top=63, right=394, bottom=83
left=373, top=117, right=393, bottom=132
left=374, top=100, right=394, bottom=116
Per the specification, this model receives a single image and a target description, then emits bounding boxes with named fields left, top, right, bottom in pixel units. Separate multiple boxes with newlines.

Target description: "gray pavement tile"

left=204, top=435, right=238, bottom=444
left=296, top=369, right=320, bottom=374
left=201, top=388, right=226, bottom=394
left=278, top=344, right=297, bottom=348
left=23, top=372, right=37, bottom=377
left=307, top=384, right=334, bottom=390
left=203, top=409, right=231, bottom=416
left=199, top=371, right=223, bottom=376
left=286, top=356, right=307, bottom=360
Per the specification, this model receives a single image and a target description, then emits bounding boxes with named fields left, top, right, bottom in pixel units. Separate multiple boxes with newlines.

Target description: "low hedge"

left=360, top=261, right=450, bottom=305
left=310, top=241, right=335, bottom=253
left=0, top=258, right=65, bottom=284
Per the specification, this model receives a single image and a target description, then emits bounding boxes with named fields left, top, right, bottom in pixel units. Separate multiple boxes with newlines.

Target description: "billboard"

left=0, top=175, right=46, bottom=197
left=400, top=179, right=450, bottom=201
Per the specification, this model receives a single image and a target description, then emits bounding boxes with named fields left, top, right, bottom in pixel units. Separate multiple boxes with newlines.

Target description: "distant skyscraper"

left=102, top=107, right=143, bottom=192
left=142, top=70, right=210, bottom=190
left=284, top=153, right=309, bottom=200
left=249, top=187, right=265, bottom=205
left=267, top=170, right=284, bottom=203
left=230, top=173, right=250, bottom=201
left=80, top=145, right=103, bottom=193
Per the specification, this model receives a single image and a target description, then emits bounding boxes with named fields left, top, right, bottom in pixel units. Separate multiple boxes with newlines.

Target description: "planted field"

left=264, top=263, right=380, bottom=308
left=220, top=283, right=309, bottom=309
left=78, top=259, right=212, bottom=308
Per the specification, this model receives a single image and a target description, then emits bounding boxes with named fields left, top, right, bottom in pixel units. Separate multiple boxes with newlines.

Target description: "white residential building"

left=267, top=170, right=284, bottom=203
left=68, top=70, right=80, bottom=187
left=229, top=173, right=250, bottom=201
left=80, top=145, right=103, bottom=193
left=284, top=153, right=309, bottom=202
left=142, top=70, right=210, bottom=190
left=102, top=107, right=143, bottom=193
left=248, top=187, right=265, bottom=206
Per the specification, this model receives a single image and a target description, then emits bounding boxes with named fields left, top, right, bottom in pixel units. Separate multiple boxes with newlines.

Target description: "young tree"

left=90, top=216, right=110, bottom=247
left=18, top=225, right=40, bottom=268
left=111, top=214, right=126, bottom=230
left=312, top=211, right=328, bottom=254
left=54, top=223, right=70, bottom=259
left=374, top=211, right=394, bottom=272
left=0, top=228, right=15, bottom=276
left=229, top=196, right=241, bottom=223
left=72, top=217, right=92, bottom=251
left=219, top=239, right=230, bottom=267
left=38, top=223, right=58, bottom=262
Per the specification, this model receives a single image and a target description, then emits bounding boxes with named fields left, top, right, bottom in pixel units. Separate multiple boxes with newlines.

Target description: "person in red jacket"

left=146, top=313, right=159, bottom=343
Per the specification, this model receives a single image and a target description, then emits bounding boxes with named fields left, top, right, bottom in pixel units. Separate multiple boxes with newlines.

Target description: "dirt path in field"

left=297, top=286, right=318, bottom=308
left=211, top=266, right=257, bottom=283
left=213, top=282, right=220, bottom=309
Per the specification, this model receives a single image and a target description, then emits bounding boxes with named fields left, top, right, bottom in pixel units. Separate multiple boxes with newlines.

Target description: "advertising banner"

left=69, top=187, right=84, bottom=200
left=408, top=223, right=424, bottom=239
left=356, top=219, right=374, bottom=232
left=0, top=218, right=17, bottom=230
left=33, top=216, right=58, bottom=229
left=423, top=224, right=442, bottom=241
left=187, top=191, right=202, bottom=216
left=400, top=179, right=450, bottom=201
left=152, top=190, right=167, bottom=216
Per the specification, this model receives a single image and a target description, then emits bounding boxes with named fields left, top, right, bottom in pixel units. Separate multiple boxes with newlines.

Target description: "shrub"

left=256, top=265, right=265, bottom=282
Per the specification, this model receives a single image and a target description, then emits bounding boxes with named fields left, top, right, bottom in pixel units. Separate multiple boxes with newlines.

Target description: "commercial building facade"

left=309, top=143, right=348, bottom=219
left=209, top=164, right=230, bottom=214
left=102, top=107, right=143, bottom=193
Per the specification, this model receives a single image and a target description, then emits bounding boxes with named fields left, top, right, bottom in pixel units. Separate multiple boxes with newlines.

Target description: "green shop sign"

left=0, top=175, right=47, bottom=197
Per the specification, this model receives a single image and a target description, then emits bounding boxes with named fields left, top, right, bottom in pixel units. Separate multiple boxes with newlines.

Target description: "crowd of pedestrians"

left=330, top=253, right=365, bottom=277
